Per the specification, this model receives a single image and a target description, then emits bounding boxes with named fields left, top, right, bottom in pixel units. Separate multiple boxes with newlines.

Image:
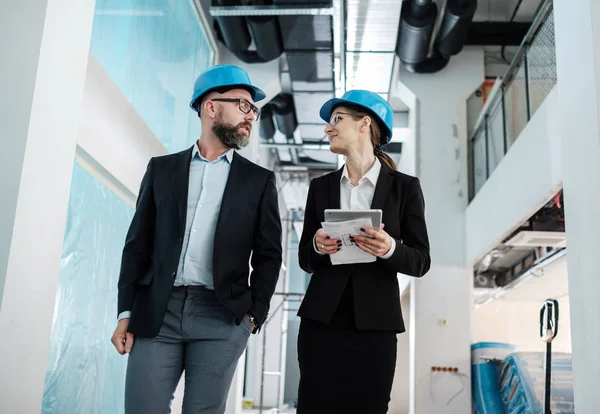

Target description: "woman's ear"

left=361, top=116, right=372, bottom=130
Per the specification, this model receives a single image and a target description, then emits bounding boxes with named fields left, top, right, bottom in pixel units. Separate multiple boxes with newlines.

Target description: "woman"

left=296, top=90, right=431, bottom=414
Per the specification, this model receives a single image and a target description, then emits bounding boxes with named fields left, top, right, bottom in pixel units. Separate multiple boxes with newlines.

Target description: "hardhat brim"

left=190, top=84, right=266, bottom=112
left=319, top=97, right=393, bottom=145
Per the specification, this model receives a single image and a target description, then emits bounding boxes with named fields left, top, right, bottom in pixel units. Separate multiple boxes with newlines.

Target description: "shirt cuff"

left=313, top=235, right=325, bottom=255
left=118, top=311, right=131, bottom=321
left=380, top=237, right=396, bottom=260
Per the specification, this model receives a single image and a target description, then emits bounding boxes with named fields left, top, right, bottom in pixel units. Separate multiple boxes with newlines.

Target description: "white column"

left=0, top=0, right=96, bottom=411
left=397, top=47, right=484, bottom=414
left=554, top=1, right=600, bottom=411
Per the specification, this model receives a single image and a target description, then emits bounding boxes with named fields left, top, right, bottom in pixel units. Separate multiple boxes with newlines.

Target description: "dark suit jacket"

left=297, top=163, right=430, bottom=332
left=117, top=147, right=282, bottom=338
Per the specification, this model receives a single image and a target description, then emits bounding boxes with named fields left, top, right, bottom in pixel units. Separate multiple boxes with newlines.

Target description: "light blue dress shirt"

left=118, top=145, right=233, bottom=320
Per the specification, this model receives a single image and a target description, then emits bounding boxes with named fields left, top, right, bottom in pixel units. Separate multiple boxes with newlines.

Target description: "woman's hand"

left=352, top=224, right=392, bottom=257
left=315, top=228, right=342, bottom=255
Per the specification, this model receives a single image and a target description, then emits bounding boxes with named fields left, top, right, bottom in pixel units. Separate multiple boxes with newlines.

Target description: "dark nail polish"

left=326, top=236, right=330, bottom=239
left=360, top=228, right=365, bottom=232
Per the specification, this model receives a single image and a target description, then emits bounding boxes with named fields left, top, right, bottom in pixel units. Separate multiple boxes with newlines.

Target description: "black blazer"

left=117, top=147, right=282, bottom=338
left=297, top=163, right=430, bottom=332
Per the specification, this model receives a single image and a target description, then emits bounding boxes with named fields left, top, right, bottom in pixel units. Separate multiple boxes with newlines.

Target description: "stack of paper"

left=321, top=218, right=375, bottom=265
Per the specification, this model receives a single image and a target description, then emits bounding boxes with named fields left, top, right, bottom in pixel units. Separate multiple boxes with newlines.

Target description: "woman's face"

left=324, top=106, right=364, bottom=155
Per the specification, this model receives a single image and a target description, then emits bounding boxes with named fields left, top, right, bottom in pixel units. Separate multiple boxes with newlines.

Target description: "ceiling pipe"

left=395, top=0, right=477, bottom=74
left=212, top=0, right=284, bottom=63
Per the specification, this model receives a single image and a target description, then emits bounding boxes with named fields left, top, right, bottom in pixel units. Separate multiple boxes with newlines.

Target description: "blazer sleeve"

left=383, top=177, right=431, bottom=277
left=249, top=171, right=283, bottom=331
left=117, top=158, right=156, bottom=316
left=298, top=180, right=331, bottom=274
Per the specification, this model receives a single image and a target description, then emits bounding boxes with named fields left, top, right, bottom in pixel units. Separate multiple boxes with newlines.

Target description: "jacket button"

left=172, top=271, right=176, bottom=277
left=179, top=237, right=183, bottom=243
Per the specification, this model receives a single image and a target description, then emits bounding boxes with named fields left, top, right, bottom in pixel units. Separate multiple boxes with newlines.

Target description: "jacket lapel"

left=215, top=151, right=249, bottom=232
left=370, top=163, right=394, bottom=210
left=170, top=146, right=194, bottom=236
left=328, top=168, right=343, bottom=209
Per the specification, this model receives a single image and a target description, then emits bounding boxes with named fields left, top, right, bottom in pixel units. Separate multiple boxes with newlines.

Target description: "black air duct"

left=213, top=0, right=284, bottom=64
left=213, top=0, right=252, bottom=53
left=435, top=0, right=478, bottom=57
left=395, top=0, right=477, bottom=74
left=270, top=93, right=298, bottom=138
left=259, top=104, right=276, bottom=140
left=396, top=0, right=438, bottom=67
left=259, top=94, right=298, bottom=139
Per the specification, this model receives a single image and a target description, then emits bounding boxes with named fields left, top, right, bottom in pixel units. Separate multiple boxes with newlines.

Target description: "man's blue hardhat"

left=190, top=64, right=266, bottom=111
left=319, top=90, right=394, bottom=145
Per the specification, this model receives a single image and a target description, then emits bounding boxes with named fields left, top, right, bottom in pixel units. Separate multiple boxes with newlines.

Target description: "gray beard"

left=212, top=119, right=251, bottom=150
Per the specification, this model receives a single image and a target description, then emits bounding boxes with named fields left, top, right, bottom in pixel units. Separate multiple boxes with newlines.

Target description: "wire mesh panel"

left=469, top=2, right=556, bottom=200
left=472, top=126, right=488, bottom=195
left=487, top=96, right=505, bottom=175
left=504, top=62, right=529, bottom=146
left=527, top=9, right=557, bottom=114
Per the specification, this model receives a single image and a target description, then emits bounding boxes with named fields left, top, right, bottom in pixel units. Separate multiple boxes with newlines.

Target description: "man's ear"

left=203, top=99, right=218, bottom=120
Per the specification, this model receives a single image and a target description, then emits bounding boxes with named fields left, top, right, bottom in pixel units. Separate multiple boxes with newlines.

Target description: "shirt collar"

left=341, top=157, right=381, bottom=186
left=192, top=143, right=234, bottom=164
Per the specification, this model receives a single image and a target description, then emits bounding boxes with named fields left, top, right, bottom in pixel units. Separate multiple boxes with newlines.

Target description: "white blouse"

left=314, top=157, right=396, bottom=259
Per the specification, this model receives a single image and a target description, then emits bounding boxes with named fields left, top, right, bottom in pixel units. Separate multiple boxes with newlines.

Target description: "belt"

left=172, top=285, right=213, bottom=293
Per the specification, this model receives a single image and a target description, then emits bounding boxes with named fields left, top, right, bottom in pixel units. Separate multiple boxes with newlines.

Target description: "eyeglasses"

left=328, top=111, right=353, bottom=127
left=211, top=98, right=260, bottom=121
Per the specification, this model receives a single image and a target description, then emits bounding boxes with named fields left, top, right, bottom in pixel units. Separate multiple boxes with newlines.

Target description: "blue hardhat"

left=319, top=90, right=394, bottom=145
left=190, top=64, right=266, bottom=111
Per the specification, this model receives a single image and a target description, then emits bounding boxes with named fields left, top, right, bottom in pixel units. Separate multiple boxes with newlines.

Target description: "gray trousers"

left=125, top=286, right=251, bottom=414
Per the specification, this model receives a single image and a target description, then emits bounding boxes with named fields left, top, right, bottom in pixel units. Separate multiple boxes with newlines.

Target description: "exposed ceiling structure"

left=473, top=190, right=565, bottom=304
left=202, top=0, right=543, bottom=209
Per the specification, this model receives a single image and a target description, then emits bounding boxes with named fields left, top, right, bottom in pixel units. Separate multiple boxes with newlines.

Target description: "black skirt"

left=297, top=280, right=398, bottom=414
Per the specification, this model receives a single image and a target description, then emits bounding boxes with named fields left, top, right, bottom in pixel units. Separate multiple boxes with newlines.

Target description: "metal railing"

left=469, top=0, right=556, bottom=200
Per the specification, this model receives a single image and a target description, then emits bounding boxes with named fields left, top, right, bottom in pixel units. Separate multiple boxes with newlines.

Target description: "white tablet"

left=324, top=209, right=383, bottom=229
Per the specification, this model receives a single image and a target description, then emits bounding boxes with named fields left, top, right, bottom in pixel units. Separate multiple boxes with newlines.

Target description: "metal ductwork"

left=435, top=0, right=478, bottom=57
left=259, top=104, right=276, bottom=140
left=212, top=0, right=284, bottom=63
left=396, top=0, right=477, bottom=74
left=260, top=93, right=298, bottom=139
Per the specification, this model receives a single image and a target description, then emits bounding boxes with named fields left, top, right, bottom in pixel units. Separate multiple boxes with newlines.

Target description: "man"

left=111, top=64, right=282, bottom=414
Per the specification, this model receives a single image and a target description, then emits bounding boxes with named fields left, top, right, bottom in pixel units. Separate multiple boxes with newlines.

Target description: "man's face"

left=210, top=89, right=258, bottom=150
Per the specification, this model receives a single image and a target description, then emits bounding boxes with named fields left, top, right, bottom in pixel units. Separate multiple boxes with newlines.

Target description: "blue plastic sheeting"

left=90, top=0, right=213, bottom=153
left=41, top=162, right=134, bottom=414
left=472, top=342, right=517, bottom=414
left=498, top=352, right=575, bottom=414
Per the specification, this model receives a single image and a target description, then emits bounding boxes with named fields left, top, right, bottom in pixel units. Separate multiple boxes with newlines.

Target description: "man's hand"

left=111, top=318, right=135, bottom=355
left=246, top=314, right=257, bottom=333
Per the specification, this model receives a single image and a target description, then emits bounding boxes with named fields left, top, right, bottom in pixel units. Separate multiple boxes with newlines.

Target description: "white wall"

left=397, top=47, right=485, bottom=414
left=473, top=297, right=572, bottom=353
left=465, top=88, right=562, bottom=265
left=0, top=0, right=97, bottom=411
left=554, top=0, right=600, bottom=410
left=389, top=292, right=411, bottom=414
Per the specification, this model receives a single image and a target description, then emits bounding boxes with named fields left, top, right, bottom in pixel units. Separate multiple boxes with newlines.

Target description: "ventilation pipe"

left=270, top=93, right=298, bottom=138
left=213, top=0, right=284, bottom=64
left=435, top=0, right=478, bottom=57
left=395, top=0, right=477, bottom=74
left=259, top=104, right=276, bottom=140
left=259, top=93, right=298, bottom=139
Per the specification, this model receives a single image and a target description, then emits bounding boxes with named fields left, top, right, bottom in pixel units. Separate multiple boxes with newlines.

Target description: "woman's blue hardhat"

left=319, top=90, right=394, bottom=145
